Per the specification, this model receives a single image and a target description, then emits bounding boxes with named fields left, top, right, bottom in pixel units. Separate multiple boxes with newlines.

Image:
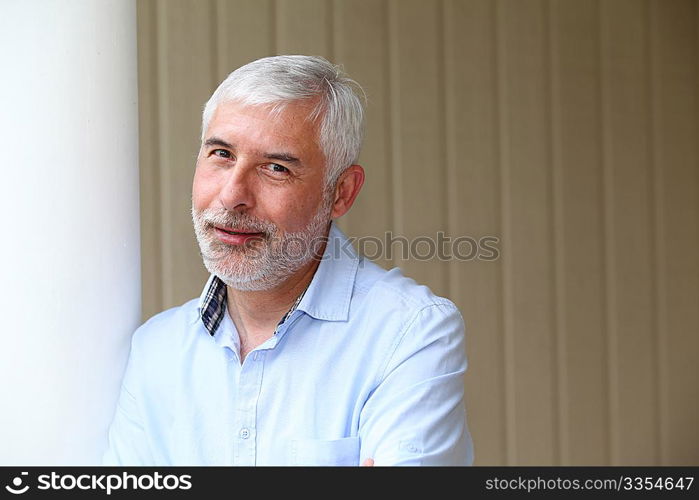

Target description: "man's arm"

left=102, top=335, right=155, bottom=466
left=358, top=302, right=474, bottom=465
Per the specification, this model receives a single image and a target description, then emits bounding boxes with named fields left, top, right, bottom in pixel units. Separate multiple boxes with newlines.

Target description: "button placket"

left=232, top=350, right=265, bottom=465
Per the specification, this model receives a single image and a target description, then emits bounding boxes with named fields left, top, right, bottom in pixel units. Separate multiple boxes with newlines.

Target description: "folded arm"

left=358, top=302, right=474, bottom=466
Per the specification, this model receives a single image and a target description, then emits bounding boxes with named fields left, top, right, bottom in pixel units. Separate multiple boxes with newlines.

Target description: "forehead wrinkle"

left=206, top=101, right=322, bottom=169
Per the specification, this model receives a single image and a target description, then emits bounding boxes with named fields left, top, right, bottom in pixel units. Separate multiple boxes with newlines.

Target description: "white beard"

left=192, top=198, right=332, bottom=291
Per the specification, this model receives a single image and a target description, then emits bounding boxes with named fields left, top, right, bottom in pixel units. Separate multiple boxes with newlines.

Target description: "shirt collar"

left=295, top=222, right=359, bottom=322
left=195, top=222, right=359, bottom=335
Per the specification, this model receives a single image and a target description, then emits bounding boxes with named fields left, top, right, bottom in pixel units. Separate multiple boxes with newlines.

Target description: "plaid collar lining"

left=199, top=275, right=308, bottom=337
left=200, top=275, right=228, bottom=336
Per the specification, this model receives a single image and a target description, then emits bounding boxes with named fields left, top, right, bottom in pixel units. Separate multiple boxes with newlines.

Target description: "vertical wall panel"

left=138, top=0, right=163, bottom=320
left=600, top=0, right=658, bottom=465
left=216, top=0, right=276, bottom=81
left=388, top=0, right=448, bottom=296
left=650, top=0, right=699, bottom=465
left=156, top=0, right=216, bottom=309
left=549, top=0, right=608, bottom=465
left=444, top=0, right=505, bottom=465
left=333, top=0, right=394, bottom=271
left=497, top=0, right=557, bottom=465
left=275, top=0, right=333, bottom=58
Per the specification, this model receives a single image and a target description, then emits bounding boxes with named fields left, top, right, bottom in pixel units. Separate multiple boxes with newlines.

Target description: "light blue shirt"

left=103, top=224, right=474, bottom=465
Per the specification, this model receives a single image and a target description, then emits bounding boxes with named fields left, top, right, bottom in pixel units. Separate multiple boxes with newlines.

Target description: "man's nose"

left=218, top=161, right=256, bottom=212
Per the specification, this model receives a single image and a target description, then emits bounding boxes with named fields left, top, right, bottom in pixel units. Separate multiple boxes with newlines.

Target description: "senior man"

left=104, top=55, right=473, bottom=466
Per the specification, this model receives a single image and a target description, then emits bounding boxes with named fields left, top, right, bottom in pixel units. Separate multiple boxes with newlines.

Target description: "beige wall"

left=136, top=0, right=699, bottom=465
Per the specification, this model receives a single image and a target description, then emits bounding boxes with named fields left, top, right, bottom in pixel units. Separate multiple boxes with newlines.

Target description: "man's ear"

left=331, top=165, right=365, bottom=219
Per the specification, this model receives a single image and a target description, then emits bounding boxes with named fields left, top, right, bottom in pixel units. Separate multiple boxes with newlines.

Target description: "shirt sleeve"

left=101, top=334, right=155, bottom=466
left=358, top=302, right=474, bottom=466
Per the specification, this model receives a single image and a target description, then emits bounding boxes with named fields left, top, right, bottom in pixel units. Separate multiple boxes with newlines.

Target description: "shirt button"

left=239, top=428, right=250, bottom=439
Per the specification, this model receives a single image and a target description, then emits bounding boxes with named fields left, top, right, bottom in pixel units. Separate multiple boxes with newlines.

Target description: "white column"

left=0, top=0, right=140, bottom=464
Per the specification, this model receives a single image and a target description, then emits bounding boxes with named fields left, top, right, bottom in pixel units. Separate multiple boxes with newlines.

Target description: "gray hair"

left=201, top=55, right=365, bottom=187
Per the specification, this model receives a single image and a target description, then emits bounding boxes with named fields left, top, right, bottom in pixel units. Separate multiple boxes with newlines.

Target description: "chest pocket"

left=291, top=437, right=360, bottom=466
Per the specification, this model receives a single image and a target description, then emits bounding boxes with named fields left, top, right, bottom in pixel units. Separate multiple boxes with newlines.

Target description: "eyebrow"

left=264, top=152, right=301, bottom=165
left=204, top=136, right=302, bottom=166
left=204, top=137, right=234, bottom=149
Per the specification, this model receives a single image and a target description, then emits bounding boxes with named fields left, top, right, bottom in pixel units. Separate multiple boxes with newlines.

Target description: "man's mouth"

left=212, top=224, right=263, bottom=234
left=216, top=227, right=262, bottom=235
left=212, top=225, right=265, bottom=245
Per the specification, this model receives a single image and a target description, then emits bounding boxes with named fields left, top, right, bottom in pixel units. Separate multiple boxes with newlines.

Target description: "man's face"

left=192, top=99, right=333, bottom=291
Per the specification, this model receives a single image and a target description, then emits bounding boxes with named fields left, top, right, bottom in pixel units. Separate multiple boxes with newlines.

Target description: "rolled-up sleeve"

left=358, top=302, right=474, bottom=465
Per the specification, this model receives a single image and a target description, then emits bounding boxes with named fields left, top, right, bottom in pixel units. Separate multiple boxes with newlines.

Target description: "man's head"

left=192, top=55, right=365, bottom=291
left=201, top=55, right=365, bottom=188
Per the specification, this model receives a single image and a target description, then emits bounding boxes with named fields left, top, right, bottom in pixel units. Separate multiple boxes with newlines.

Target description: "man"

left=104, top=55, right=473, bottom=466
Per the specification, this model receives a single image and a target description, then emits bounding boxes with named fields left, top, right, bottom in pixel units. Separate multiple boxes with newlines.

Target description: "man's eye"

left=267, top=163, right=289, bottom=174
left=212, top=149, right=231, bottom=158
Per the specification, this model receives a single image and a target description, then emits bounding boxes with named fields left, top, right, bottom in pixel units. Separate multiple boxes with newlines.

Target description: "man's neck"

left=225, top=247, right=325, bottom=361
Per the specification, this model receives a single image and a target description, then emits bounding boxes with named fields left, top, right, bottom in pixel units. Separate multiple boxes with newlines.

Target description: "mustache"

left=195, top=207, right=277, bottom=235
